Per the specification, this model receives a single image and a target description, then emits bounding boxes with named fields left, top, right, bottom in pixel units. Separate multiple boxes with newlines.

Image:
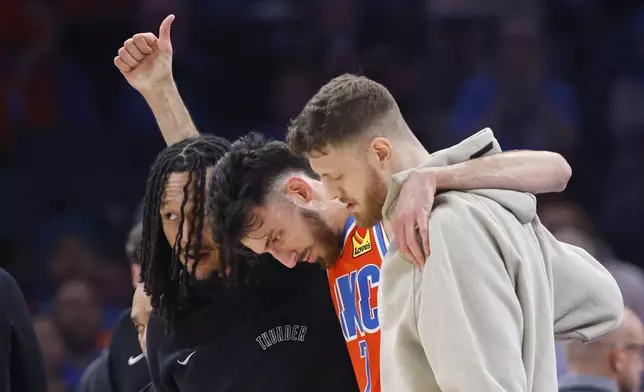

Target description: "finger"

left=132, top=34, right=154, bottom=55
left=396, top=219, right=414, bottom=266
left=140, top=32, right=158, bottom=47
left=392, top=218, right=405, bottom=255
left=117, top=47, right=138, bottom=68
left=124, top=39, right=144, bottom=61
left=417, top=213, right=430, bottom=259
left=158, top=14, right=175, bottom=48
left=114, top=56, right=132, bottom=73
left=405, top=218, right=425, bottom=268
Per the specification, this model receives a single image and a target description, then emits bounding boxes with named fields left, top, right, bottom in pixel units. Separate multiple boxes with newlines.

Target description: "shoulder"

left=77, top=351, right=110, bottom=392
left=0, top=267, right=19, bottom=291
left=112, top=308, right=135, bottom=334
left=429, top=191, right=481, bottom=228
left=0, top=268, right=27, bottom=321
left=426, top=191, right=505, bottom=258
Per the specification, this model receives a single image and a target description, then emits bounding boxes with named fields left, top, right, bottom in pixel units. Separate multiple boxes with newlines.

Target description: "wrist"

left=140, top=78, right=177, bottom=100
left=427, top=166, right=459, bottom=190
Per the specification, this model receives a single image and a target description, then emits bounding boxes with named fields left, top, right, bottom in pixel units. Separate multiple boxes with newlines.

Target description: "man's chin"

left=353, top=213, right=379, bottom=228
left=184, top=261, right=218, bottom=281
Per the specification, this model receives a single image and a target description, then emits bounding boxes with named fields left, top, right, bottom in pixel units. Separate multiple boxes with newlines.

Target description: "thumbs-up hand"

left=114, top=14, right=175, bottom=94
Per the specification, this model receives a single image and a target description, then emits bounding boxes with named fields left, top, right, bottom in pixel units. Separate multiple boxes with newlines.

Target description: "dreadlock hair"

left=139, top=135, right=230, bottom=330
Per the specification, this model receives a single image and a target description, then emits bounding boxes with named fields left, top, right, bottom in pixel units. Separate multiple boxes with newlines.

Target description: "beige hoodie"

left=379, top=129, right=623, bottom=392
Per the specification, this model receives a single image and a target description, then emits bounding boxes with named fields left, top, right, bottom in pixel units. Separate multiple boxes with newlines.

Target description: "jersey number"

left=359, top=340, right=372, bottom=392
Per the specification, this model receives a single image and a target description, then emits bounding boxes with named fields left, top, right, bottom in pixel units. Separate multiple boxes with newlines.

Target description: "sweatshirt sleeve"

left=534, top=225, right=623, bottom=342
left=417, top=204, right=527, bottom=392
left=0, top=268, right=48, bottom=392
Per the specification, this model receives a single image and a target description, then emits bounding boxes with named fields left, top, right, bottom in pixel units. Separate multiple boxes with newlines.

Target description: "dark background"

left=1, top=0, right=643, bottom=390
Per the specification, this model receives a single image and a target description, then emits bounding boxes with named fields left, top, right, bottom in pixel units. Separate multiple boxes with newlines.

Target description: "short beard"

left=353, top=166, right=388, bottom=228
left=299, top=207, right=341, bottom=268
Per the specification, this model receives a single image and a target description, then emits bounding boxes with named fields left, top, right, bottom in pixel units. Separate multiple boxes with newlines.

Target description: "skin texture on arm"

left=114, top=14, right=199, bottom=146
left=429, top=149, right=571, bottom=194
left=394, top=149, right=571, bottom=265
left=141, top=82, right=199, bottom=145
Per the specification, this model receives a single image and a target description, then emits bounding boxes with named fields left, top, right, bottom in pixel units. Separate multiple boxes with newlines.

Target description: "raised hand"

left=114, top=14, right=175, bottom=93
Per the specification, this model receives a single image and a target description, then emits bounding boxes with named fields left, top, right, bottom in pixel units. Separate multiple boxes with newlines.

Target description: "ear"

left=369, top=137, right=393, bottom=168
left=131, top=264, right=141, bottom=288
left=609, top=347, right=625, bottom=373
left=284, top=176, right=314, bottom=203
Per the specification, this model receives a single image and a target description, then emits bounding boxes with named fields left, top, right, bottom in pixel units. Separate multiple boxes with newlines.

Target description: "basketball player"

left=77, top=211, right=151, bottom=392
left=138, top=135, right=358, bottom=392
left=207, top=131, right=624, bottom=392
left=112, top=14, right=538, bottom=265
left=285, top=74, right=623, bottom=391
left=112, top=17, right=596, bottom=392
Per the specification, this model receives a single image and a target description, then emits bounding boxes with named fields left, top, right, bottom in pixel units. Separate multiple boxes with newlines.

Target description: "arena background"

left=0, top=0, right=643, bottom=390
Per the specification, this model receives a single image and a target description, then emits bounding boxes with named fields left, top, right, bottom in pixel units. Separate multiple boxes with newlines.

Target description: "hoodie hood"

left=382, top=128, right=537, bottom=224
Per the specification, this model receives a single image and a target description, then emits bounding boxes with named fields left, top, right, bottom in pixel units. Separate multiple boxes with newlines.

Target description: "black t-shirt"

left=106, top=309, right=151, bottom=392
left=0, top=268, right=48, bottom=392
left=146, top=262, right=358, bottom=392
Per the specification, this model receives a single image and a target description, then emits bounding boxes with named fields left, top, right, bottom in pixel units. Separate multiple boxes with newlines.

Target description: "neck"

left=382, top=139, right=431, bottom=236
left=324, top=200, right=352, bottom=236
left=311, top=181, right=351, bottom=236
left=390, top=139, right=431, bottom=174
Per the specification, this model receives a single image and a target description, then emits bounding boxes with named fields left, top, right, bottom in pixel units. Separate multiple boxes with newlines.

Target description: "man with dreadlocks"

left=138, top=134, right=359, bottom=391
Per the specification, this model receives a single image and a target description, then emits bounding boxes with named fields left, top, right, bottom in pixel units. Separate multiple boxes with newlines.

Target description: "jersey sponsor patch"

left=352, top=229, right=372, bottom=258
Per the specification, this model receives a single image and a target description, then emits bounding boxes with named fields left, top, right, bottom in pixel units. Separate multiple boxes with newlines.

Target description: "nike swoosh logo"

left=128, top=353, right=145, bottom=366
left=177, top=351, right=196, bottom=365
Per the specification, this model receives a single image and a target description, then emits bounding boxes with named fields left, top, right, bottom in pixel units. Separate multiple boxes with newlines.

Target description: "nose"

left=267, top=248, right=298, bottom=268
left=321, top=177, right=341, bottom=200
left=179, top=219, right=200, bottom=249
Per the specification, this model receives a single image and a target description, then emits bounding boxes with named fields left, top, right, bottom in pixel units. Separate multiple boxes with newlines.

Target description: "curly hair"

left=207, top=133, right=317, bottom=271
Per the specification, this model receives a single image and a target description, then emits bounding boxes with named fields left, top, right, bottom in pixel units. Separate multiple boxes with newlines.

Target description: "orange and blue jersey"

left=328, top=216, right=389, bottom=392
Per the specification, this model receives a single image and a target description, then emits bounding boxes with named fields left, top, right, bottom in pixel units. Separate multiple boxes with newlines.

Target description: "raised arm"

left=394, top=149, right=571, bottom=265
left=114, top=14, right=199, bottom=146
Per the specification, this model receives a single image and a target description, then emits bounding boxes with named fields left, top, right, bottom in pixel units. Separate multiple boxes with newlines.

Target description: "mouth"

left=346, top=202, right=356, bottom=212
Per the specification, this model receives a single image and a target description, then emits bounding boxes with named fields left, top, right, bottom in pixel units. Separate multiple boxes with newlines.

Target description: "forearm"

left=431, top=150, right=571, bottom=194
left=141, top=82, right=199, bottom=146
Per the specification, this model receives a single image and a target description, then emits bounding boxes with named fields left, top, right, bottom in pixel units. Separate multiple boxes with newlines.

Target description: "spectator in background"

left=53, top=279, right=102, bottom=391
left=34, top=316, right=70, bottom=392
left=539, top=200, right=613, bottom=259
left=604, top=263, right=644, bottom=339
left=607, top=9, right=644, bottom=147
left=448, top=15, right=577, bottom=156
left=77, top=212, right=151, bottom=392
left=0, top=268, right=48, bottom=392
left=561, top=308, right=644, bottom=392
left=263, top=66, right=317, bottom=140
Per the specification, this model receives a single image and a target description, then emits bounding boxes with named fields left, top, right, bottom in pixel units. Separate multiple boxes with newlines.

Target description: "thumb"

left=158, top=14, right=175, bottom=51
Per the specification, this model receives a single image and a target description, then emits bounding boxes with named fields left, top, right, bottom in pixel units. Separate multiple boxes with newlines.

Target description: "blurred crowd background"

left=1, top=0, right=644, bottom=391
